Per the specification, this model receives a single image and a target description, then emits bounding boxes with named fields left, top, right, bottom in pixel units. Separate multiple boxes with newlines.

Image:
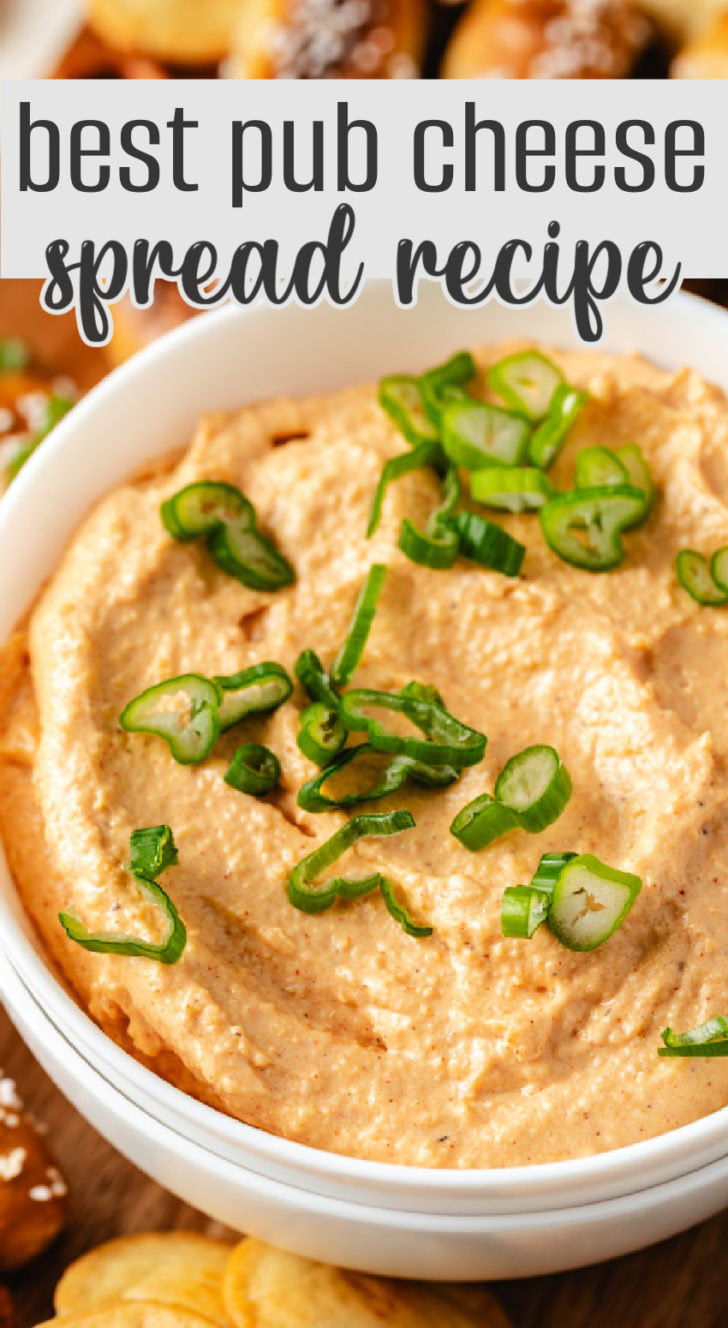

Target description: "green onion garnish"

left=129, top=824, right=179, bottom=878
left=120, top=674, right=222, bottom=765
left=419, top=351, right=476, bottom=426
left=540, top=486, right=645, bottom=571
left=616, top=443, right=655, bottom=521
left=287, top=809, right=415, bottom=915
left=441, top=399, right=531, bottom=471
left=470, top=466, right=558, bottom=514
left=378, top=376, right=439, bottom=447
left=500, top=851, right=576, bottom=940
left=529, top=385, right=588, bottom=470
left=529, top=850, right=577, bottom=896
left=451, top=745, right=571, bottom=851
left=366, top=439, right=442, bottom=538
left=659, top=1018, right=728, bottom=1058
left=331, top=564, right=387, bottom=687
left=225, top=742, right=280, bottom=796
left=501, top=885, right=551, bottom=939
left=446, top=511, right=525, bottom=577
left=294, top=649, right=340, bottom=711
left=296, top=701, right=347, bottom=767
left=380, top=878, right=432, bottom=938
left=487, top=351, right=563, bottom=422
left=214, top=662, right=292, bottom=732
left=297, top=742, right=458, bottom=812
left=59, top=826, right=186, bottom=965
left=339, top=687, right=486, bottom=768
left=575, top=446, right=629, bottom=490
left=161, top=480, right=294, bottom=592
left=6, top=394, right=74, bottom=483
left=575, top=444, right=653, bottom=529
left=547, top=853, right=641, bottom=951
left=398, top=465, right=461, bottom=570
left=676, top=549, right=728, bottom=606
left=0, top=336, right=31, bottom=373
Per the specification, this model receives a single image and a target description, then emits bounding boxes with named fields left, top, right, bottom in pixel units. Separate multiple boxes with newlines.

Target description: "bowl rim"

left=8, top=944, right=728, bottom=1235
left=3, top=285, right=728, bottom=1203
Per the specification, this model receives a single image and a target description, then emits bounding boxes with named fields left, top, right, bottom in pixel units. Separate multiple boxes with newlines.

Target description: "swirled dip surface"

left=3, top=344, right=728, bottom=1167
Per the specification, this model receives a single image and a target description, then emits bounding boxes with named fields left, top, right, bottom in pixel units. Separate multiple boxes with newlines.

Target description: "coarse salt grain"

left=0, top=1076, right=23, bottom=1112
left=29, top=1184, right=53, bottom=1202
left=0, top=1146, right=26, bottom=1181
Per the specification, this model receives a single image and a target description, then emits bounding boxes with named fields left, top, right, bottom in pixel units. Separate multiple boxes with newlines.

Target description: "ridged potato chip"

left=223, top=1239, right=509, bottom=1327
left=54, top=1233, right=234, bottom=1327
left=35, top=1304, right=219, bottom=1328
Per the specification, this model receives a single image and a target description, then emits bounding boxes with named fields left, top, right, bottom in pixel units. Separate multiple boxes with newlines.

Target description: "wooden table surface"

left=3, top=277, right=728, bottom=1328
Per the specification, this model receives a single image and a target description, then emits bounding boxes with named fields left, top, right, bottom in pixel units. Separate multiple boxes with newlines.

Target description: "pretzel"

left=227, top=0, right=425, bottom=78
left=638, top=0, right=727, bottom=45
left=442, top=0, right=651, bottom=79
left=671, top=8, right=728, bottom=74
left=0, top=1072, right=67, bottom=1272
left=52, top=25, right=169, bottom=77
left=85, top=0, right=250, bottom=64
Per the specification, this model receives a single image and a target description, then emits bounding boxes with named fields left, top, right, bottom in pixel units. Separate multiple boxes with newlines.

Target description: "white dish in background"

left=3, top=285, right=728, bottom=1275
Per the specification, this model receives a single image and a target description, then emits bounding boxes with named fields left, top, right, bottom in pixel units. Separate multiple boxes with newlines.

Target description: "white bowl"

left=3, top=284, right=728, bottom=1276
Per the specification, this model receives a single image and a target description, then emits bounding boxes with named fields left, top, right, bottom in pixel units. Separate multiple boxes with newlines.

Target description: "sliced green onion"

left=676, top=550, right=728, bottom=606
left=575, top=444, right=653, bottom=529
left=161, top=480, right=294, bottom=591
left=366, top=439, right=442, bottom=538
left=0, top=336, right=31, bottom=373
left=547, top=853, right=641, bottom=951
left=488, top=351, right=562, bottom=422
left=225, top=742, right=280, bottom=795
left=501, top=885, right=551, bottom=939
left=331, top=564, right=387, bottom=686
left=659, top=1018, right=728, bottom=1058
left=129, top=825, right=179, bottom=879
left=59, top=826, right=186, bottom=965
left=451, top=746, right=571, bottom=850
left=398, top=465, right=461, bottom=570
left=6, top=394, right=74, bottom=482
left=501, top=851, right=577, bottom=940
left=379, top=376, right=439, bottom=447
left=540, top=486, right=645, bottom=571
left=215, top=662, right=292, bottom=732
left=296, top=701, right=347, bottom=766
left=494, top=745, right=572, bottom=833
left=420, top=381, right=470, bottom=427
left=161, top=480, right=245, bottom=539
left=575, top=446, right=629, bottom=490
left=297, top=742, right=457, bottom=812
left=616, top=443, right=655, bottom=522
left=711, top=547, right=728, bottom=596
left=120, top=674, right=221, bottom=764
left=399, top=680, right=445, bottom=707
left=442, top=400, right=531, bottom=471
left=339, top=687, right=486, bottom=768
left=287, top=809, right=415, bottom=915
left=446, top=511, right=525, bottom=577
left=470, top=466, right=558, bottom=513
left=450, top=793, right=521, bottom=850
left=294, top=649, right=340, bottom=710
left=529, top=850, right=576, bottom=898
left=420, top=351, right=476, bottom=425
left=380, top=878, right=432, bottom=938
left=529, top=385, right=587, bottom=470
